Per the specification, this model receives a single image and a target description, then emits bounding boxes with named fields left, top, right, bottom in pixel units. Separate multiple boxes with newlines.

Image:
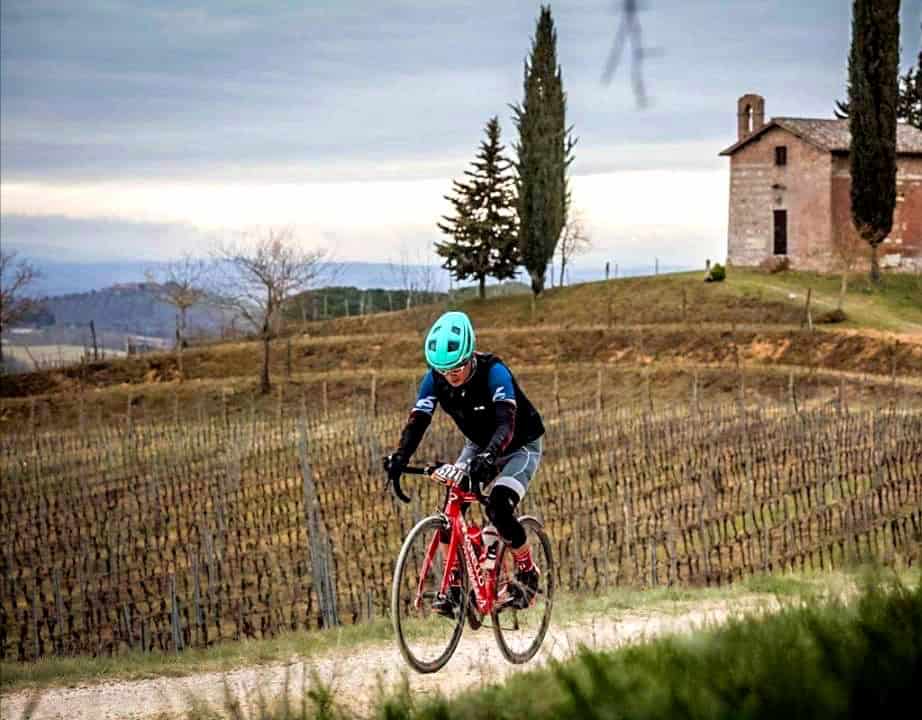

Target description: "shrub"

left=819, top=308, right=848, bottom=323
left=706, top=263, right=726, bottom=282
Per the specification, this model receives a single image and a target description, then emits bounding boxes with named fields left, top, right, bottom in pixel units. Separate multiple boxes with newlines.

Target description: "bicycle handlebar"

left=391, top=462, right=487, bottom=504
left=402, top=464, right=438, bottom=476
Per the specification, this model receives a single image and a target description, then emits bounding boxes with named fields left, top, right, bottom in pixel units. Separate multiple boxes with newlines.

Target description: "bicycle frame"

left=413, top=476, right=501, bottom=616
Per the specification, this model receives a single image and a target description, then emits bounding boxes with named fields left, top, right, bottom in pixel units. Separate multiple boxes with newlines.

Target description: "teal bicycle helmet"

left=424, top=311, right=475, bottom=371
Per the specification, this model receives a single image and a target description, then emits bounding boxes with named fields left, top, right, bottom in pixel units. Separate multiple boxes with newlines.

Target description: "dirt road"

left=0, top=596, right=783, bottom=720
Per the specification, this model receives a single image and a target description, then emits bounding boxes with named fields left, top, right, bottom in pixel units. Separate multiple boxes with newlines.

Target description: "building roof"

left=719, top=117, right=922, bottom=156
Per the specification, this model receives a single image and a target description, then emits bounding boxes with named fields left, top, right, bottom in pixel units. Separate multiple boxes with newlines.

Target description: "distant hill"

left=23, top=257, right=690, bottom=297
left=29, top=283, right=233, bottom=339
left=25, top=259, right=454, bottom=297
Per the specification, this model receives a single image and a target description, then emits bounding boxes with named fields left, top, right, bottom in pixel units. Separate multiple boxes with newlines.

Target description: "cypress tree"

left=436, top=117, right=519, bottom=299
left=847, top=0, right=900, bottom=284
left=512, top=5, right=576, bottom=297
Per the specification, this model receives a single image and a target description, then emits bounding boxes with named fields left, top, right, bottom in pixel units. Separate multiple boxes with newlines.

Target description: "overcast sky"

left=2, top=0, right=920, bottom=271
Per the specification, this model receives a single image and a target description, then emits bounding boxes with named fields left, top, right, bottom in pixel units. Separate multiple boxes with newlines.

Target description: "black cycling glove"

left=383, top=452, right=411, bottom=503
left=468, top=452, right=498, bottom=494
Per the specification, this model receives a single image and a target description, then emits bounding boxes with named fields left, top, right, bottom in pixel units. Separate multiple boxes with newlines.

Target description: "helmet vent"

left=447, top=340, right=459, bottom=352
left=450, top=326, right=461, bottom=335
left=428, top=340, right=437, bottom=351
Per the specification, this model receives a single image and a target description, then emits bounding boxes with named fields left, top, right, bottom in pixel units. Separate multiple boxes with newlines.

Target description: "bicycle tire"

left=491, top=516, right=554, bottom=664
left=392, top=515, right=468, bottom=673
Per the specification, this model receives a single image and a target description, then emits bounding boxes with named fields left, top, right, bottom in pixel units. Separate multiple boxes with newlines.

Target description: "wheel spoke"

left=491, top=517, right=554, bottom=664
left=392, top=517, right=467, bottom=673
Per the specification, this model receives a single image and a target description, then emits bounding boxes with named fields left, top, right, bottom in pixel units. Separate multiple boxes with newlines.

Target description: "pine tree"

left=835, top=26, right=919, bottom=130
left=847, top=0, right=900, bottom=284
left=512, top=5, right=576, bottom=297
left=436, top=117, right=519, bottom=299
left=896, top=49, right=922, bottom=130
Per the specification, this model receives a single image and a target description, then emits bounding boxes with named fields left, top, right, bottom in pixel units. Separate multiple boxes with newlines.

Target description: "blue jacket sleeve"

left=487, top=363, right=517, bottom=405
left=397, top=372, right=437, bottom=461
left=484, top=363, right=517, bottom=456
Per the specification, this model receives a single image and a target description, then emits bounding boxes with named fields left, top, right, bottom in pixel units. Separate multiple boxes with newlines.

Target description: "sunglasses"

left=437, top=360, right=471, bottom=376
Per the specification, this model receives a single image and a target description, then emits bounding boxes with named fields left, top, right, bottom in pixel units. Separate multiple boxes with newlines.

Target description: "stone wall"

left=831, top=155, right=922, bottom=273
left=727, top=127, right=832, bottom=269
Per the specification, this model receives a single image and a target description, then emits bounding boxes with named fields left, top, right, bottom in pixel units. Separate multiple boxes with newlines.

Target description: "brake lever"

left=391, top=473, right=411, bottom=504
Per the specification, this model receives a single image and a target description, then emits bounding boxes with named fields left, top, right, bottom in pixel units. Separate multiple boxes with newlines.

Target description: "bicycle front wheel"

left=391, top=515, right=468, bottom=673
left=491, top=516, right=554, bottom=664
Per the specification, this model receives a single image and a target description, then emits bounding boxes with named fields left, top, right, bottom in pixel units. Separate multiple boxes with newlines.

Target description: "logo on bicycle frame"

left=462, top=526, right=487, bottom=590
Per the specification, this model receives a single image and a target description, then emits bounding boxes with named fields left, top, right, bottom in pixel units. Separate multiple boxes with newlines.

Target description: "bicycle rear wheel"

left=391, top=515, right=468, bottom=673
left=491, top=516, right=554, bottom=664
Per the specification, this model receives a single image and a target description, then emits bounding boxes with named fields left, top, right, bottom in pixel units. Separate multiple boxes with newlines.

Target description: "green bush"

left=706, top=263, right=727, bottom=282
left=395, top=578, right=922, bottom=720
left=819, top=308, right=848, bottom=324
left=186, top=578, right=922, bottom=720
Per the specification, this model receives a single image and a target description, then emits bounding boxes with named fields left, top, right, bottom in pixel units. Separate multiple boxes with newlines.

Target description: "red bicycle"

left=390, top=462, right=554, bottom=673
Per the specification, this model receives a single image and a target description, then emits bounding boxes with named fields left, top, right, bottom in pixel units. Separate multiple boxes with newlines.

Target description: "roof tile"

left=720, top=118, right=922, bottom=156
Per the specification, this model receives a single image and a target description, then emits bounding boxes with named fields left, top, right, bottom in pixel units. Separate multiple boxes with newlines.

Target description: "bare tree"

left=556, top=210, right=592, bottom=287
left=212, top=228, right=327, bottom=394
left=0, top=251, right=42, bottom=366
left=145, top=254, right=209, bottom=381
left=832, top=226, right=867, bottom=312
left=389, top=243, right=438, bottom=309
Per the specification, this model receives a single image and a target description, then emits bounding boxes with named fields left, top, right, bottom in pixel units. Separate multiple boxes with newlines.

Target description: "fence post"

left=370, top=372, right=378, bottom=417
left=802, top=288, right=813, bottom=330
left=596, top=368, right=603, bottom=413
left=90, top=319, right=99, bottom=360
left=691, top=371, right=700, bottom=416
left=553, top=369, right=561, bottom=418
left=788, top=371, right=799, bottom=414
left=170, top=574, right=183, bottom=653
left=78, top=391, right=86, bottom=437
left=30, top=397, right=38, bottom=454
left=646, top=371, right=654, bottom=415
left=286, top=337, right=293, bottom=380
left=297, top=419, right=340, bottom=628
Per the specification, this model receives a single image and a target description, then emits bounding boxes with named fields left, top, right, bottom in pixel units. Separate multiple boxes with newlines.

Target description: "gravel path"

left=1, top=596, right=780, bottom=720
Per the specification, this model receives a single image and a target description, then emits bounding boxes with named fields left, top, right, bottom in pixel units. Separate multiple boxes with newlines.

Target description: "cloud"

left=2, top=164, right=728, bottom=266
left=1, top=0, right=869, bottom=183
left=4, top=0, right=890, bottom=270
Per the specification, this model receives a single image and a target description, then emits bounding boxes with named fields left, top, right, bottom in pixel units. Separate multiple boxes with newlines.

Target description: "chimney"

left=737, top=94, right=765, bottom=141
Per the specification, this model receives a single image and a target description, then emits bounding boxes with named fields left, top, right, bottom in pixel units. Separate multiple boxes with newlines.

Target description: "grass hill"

left=1, top=266, right=919, bottom=683
left=0, top=269, right=919, bottom=424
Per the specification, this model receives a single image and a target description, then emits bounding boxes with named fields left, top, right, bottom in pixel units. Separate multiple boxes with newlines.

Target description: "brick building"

left=720, top=93, right=922, bottom=272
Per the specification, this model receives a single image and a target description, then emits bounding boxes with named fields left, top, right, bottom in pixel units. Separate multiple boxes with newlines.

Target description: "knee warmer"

left=485, top=485, right=526, bottom=548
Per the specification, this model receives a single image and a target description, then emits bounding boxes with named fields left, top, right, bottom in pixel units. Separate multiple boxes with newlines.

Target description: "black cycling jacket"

left=396, top=353, right=545, bottom=461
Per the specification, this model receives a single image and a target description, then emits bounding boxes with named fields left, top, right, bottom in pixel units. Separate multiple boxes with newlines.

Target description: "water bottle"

left=481, top=524, right=501, bottom=571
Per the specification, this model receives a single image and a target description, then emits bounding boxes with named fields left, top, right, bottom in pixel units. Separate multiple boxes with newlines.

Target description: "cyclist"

left=384, top=310, right=545, bottom=616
